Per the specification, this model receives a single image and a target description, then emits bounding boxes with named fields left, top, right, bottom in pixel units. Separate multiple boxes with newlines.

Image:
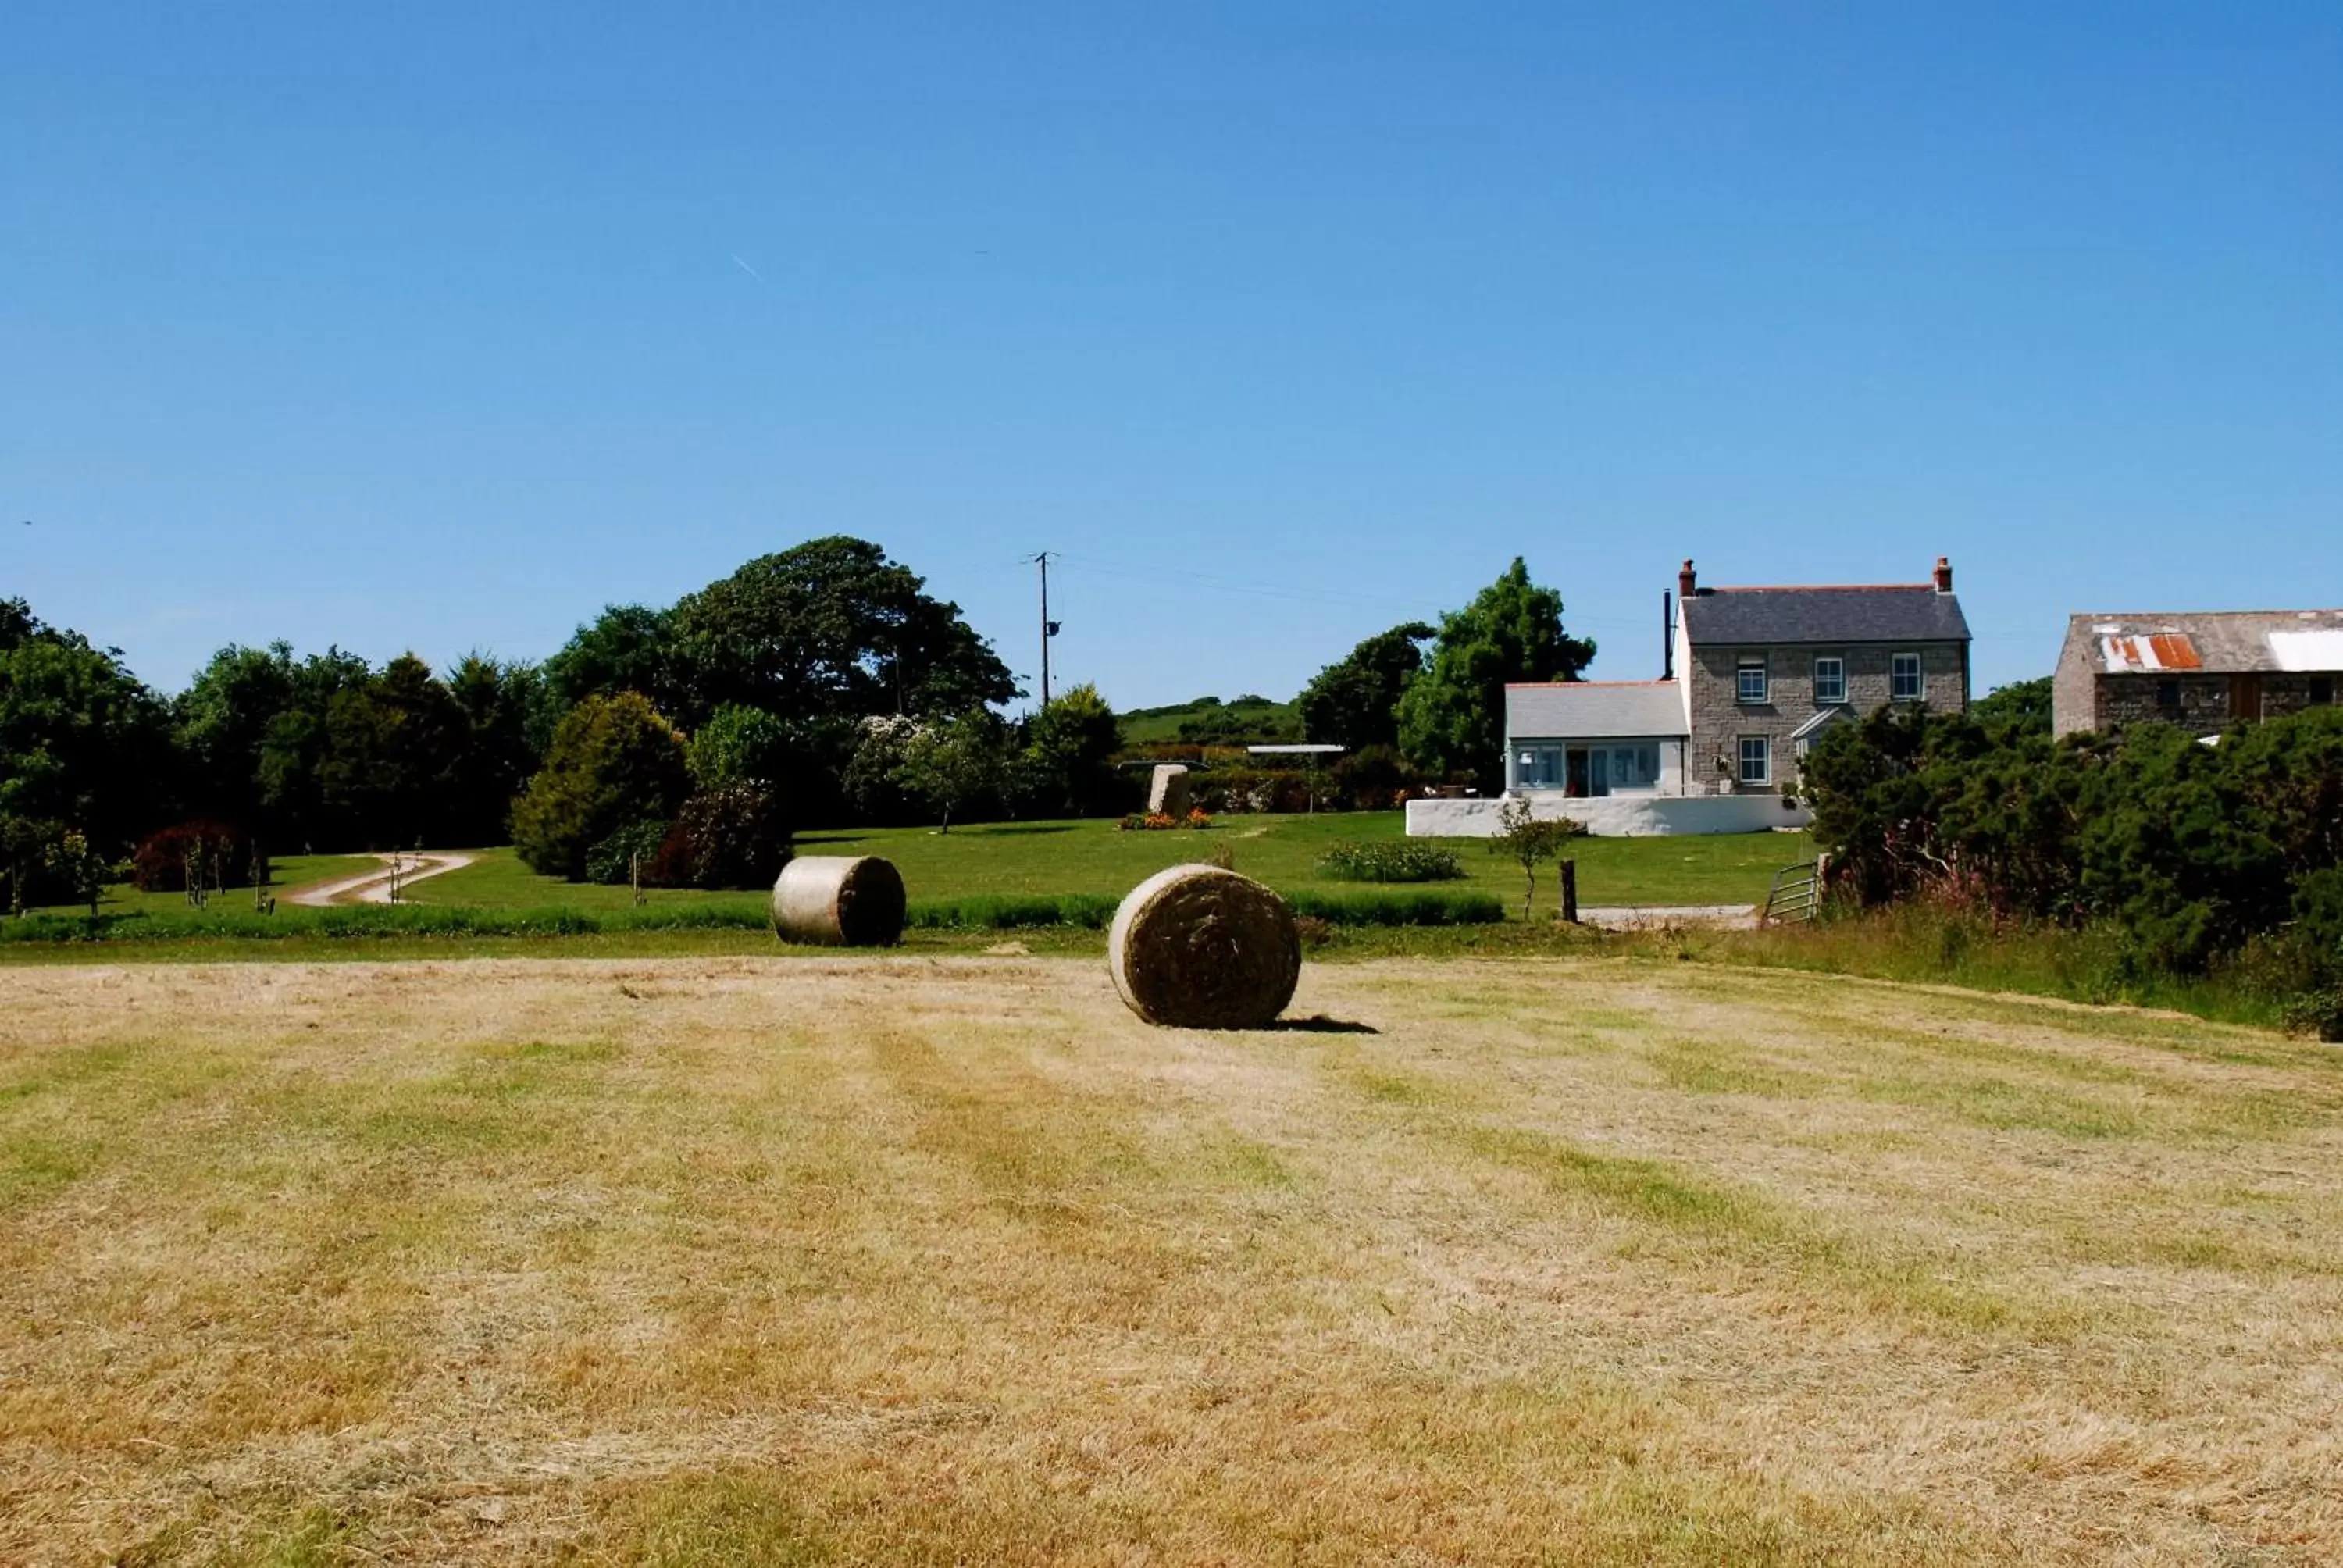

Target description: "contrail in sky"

left=731, top=254, right=766, bottom=283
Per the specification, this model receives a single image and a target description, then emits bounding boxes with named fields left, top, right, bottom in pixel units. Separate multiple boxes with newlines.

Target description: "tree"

left=46, top=829, right=109, bottom=916
left=1299, top=622, right=1433, bottom=750
left=444, top=655, right=547, bottom=846
left=1487, top=796, right=1585, bottom=920
left=689, top=703, right=793, bottom=792
left=1396, top=561, right=1595, bottom=782
left=175, top=642, right=300, bottom=826
left=544, top=604, right=679, bottom=715
left=1972, top=676, right=2053, bottom=739
left=510, top=693, right=692, bottom=878
left=0, top=604, right=177, bottom=852
left=667, top=536, right=1017, bottom=725
left=319, top=653, right=463, bottom=847
left=893, top=710, right=1010, bottom=832
left=1018, top=683, right=1124, bottom=818
left=251, top=648, right=373, bottom=849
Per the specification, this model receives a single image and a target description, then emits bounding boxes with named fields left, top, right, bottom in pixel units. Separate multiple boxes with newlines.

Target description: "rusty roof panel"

left=2149, top=635, right=2202, bottom=669
left=2099, top=633, right=2202, bottom=672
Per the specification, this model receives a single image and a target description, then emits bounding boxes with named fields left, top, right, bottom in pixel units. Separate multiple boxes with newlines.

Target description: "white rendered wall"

left=1404, top=793, right=1812, bottom=839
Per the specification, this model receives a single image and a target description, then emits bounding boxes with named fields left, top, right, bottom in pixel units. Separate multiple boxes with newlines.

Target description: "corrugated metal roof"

left=1506, top=680, right=1688, bottom=739
left=1679, top=585, right=1970, bottom=646
left=2099, top=634, right=2203, bottom=672
left=2267, top=630, right=2343, bottom=672
left=2065, top=611, right=2343, bottom=675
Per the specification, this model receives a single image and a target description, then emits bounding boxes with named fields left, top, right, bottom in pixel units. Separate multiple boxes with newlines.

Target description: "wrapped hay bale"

left=771, top=855, right=907, bottom=946
left=1108, top=864, right=1300, bottom=1029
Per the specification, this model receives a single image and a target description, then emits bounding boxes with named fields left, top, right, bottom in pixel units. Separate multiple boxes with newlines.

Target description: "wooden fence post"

left=1560, top=858, right=1578, bottom=925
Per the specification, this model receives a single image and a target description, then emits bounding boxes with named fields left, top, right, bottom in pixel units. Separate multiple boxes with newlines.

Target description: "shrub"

left=1119, top=811, right=1211, bottom=832
left=585, top=821, right=670, bottom=886
left=906, top=893, right=1120, bottom=930
left=133, top=821, right=254, bottom=893
left=512, top=693, right=691, bottom=880
left=654, top=784, right=792, bottom=890
left=1284, top=888, right=1506, bottom=926
left=1317, top=839, right=1465, bottom=883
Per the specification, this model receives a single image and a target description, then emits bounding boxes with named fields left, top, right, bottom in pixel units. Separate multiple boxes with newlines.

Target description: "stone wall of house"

left=2092, top=673, right=2229, bottom=735
left=2259, top=674, right=2341, bottom=721
left=2091, top=672, right=2342, bottom=736
left=2052, top=629, right=2099, bottom=739
left=1684, top=640, right=1968, bottom=792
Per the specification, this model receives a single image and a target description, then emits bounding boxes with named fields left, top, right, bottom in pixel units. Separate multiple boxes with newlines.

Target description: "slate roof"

left=2063, top=610, right=2343, bottom=675
left=1506, top=679, right=1689, bottom=739
left=1679, top=585, right=1970, bottom=646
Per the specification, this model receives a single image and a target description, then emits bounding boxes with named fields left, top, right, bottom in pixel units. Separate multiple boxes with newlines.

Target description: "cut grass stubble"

left=5, top=955, right=2342, bottom=1563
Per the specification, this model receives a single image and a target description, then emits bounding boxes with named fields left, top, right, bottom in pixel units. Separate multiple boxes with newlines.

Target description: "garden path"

left=285, top=851, right=476, bottom=907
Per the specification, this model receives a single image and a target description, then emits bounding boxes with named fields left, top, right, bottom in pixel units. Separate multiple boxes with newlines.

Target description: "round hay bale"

left=1107, top=864, right=1300, bottom=1029
left=771, top=855, right=907, bottom=947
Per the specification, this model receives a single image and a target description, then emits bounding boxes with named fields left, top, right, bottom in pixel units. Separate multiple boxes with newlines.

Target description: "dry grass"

left=3, top=956, right=2341, bottom=1564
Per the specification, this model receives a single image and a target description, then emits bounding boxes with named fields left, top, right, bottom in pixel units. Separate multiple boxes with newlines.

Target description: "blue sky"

left=5, top=2, right=2338, bottom=707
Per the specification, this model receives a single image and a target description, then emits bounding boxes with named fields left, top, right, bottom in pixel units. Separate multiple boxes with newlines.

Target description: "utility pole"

left=1031, top=551, right=1060, bottom=706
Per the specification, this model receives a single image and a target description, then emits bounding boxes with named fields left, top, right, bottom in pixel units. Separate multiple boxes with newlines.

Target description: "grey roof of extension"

left=1679, top=585, right=1970, bottom=646
left=1506, top=680, right=1689, bottom=739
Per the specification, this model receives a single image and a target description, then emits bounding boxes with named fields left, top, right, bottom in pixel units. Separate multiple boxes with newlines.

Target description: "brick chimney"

left=1933, top=556, right=1953, bottom=593
left=1678, top=558, right=1697, bottom=598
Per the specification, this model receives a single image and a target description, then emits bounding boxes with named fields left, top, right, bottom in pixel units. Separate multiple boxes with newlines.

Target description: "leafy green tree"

left=445, top=654, right=547, bottom=846
left=0, top=603, right=176, bottom=851
left=1487, top=796, right=1586, bottom=920
left=319, top=653, right=464, bottom=847
left=45, top=829, right=108, bottom=916
left=689, top=703, right=793, bottom=791
left=544, top=604, right=679, bottom=715
left=511, top=693, right=692, bottom=878
left=1299, top=622, right=1433, bottom=750
left=1396, top=561, right=1595, bottom=782
left=251, top=649, right=372, bottom=849
left=842, top=715, right=922, bottom=825
left=668, top=536, right=1017, bottom=725
left=1971, top=676, right=2053, bottom=738
left=2, top=815, right=55, bottom=914
left=1018, top=683, right=1124, bottom=817
left=894, top=710, right=1011, bottom=832
left=174, top=642, right=300, bottom=825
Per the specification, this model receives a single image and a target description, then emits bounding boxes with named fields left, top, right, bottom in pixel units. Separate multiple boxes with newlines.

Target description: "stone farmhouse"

left=2052, top=610, right=2343, bottom=739
left=1408, top=556, right=1971, bottom=837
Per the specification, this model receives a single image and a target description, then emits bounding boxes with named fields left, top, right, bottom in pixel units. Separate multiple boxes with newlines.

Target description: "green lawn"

left=23, top=853, right=385, bottom=918
left=414, top=812, right=1809, bottom=911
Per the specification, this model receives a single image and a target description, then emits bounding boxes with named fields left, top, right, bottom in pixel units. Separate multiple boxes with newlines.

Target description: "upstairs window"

left=1737, top=656, right=1769, bottom=704
left=2156, top=679, right=2181, bottom=709
left=1890, top=653, right=1924, bottom=702
left=1813, top=657, right=1846, bottom=704
left=2312, top=677, right=2334, bottom=707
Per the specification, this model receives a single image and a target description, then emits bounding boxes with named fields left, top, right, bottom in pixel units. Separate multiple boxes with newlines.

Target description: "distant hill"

left=1118, top=693, right=1301, bottom=747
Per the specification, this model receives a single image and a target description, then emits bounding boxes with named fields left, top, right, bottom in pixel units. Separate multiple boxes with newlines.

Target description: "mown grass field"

left=5, top=955, right=2341, bottom=1563
left=410, top=813, right=1807, bottom=912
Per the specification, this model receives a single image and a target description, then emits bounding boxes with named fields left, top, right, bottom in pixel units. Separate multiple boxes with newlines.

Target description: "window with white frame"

left=1890, top=652, right=1924, bottom=701
left=1737, top=655, right=1768, bottom=704
left=1514, top=746, right=1564, bottom=789
left=1813, top=656, right=1846, bottom=704
left=1738, top=736, right=1771, bottom=786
